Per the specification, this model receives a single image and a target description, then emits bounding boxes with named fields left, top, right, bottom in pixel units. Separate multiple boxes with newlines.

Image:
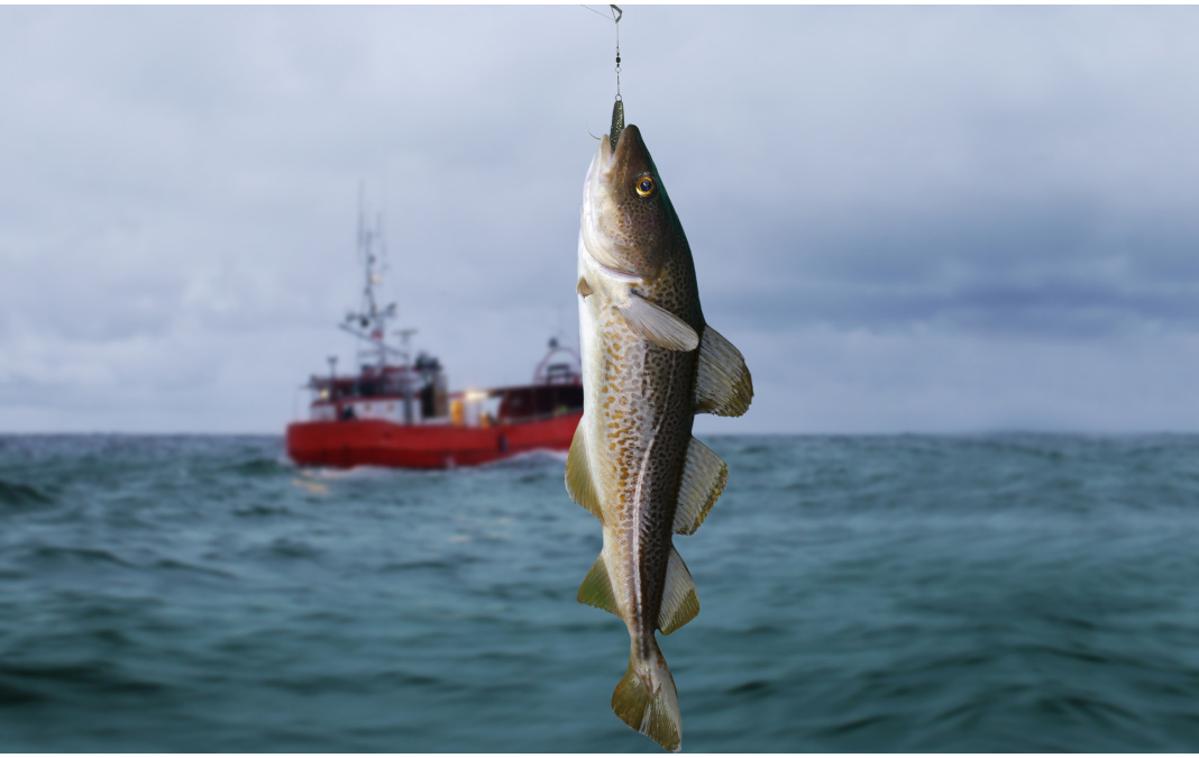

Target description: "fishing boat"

left=286, top=206, right=583, bottom=469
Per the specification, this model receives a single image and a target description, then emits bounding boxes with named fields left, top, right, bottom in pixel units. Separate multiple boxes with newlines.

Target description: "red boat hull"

left=286, top=412, right=582, bottom=469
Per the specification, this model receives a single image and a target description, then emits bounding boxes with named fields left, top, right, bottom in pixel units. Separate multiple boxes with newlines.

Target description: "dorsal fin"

left=577, top=553, right=619, bottom=616
left=673, top=437, right=728, bottom=535
left=694, top=325, right=752, bottom=416
left=658, top=547, right=700, bottom=635
left=565, top=421, right=603, bottom=521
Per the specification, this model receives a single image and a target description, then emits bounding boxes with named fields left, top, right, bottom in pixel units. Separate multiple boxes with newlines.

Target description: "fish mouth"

left=598, top=123, right=641, bottom=172
left=584, top=131, right=643, bottom=284
left=597, top=130, right=616, bottom=171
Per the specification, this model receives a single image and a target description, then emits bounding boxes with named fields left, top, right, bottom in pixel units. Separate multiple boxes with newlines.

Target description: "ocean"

left=1, top=433, right=1198, bottom=752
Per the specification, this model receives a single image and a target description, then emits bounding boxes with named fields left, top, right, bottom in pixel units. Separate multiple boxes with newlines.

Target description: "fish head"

left=582, top=124, right=677, bottom=282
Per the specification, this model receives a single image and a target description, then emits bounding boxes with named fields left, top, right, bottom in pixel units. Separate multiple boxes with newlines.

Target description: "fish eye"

left=635, top=176, right=655, bottom=197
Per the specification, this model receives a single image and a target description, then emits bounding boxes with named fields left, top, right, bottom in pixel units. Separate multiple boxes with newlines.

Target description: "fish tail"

left=611, top=637, right=682, bottom=752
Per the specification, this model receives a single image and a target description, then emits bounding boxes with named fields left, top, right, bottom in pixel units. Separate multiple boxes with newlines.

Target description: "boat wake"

left=477, top=448, right=569, bottom=469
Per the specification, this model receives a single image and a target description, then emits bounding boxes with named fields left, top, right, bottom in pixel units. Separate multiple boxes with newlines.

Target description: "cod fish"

left=566, top=111, right=753, bottom=752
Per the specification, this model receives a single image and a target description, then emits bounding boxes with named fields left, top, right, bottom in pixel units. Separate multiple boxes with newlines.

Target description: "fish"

left=566, top=106, right=753, bottom=752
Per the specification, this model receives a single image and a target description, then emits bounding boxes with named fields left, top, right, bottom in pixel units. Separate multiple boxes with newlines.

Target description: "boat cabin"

left=306, top=340, right=582, bottom=429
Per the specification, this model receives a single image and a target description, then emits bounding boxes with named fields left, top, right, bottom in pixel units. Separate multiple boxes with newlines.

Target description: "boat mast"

left=340, top=187, right=409, bottom=369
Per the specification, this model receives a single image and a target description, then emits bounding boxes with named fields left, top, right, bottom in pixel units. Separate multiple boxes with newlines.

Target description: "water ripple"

left=1, top=433, right=1198, bottom=751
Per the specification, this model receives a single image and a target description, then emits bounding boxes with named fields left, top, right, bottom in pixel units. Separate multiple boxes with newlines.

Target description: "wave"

left=151, top=558, right=235, bottom=579
left=224, top=457, right=292, bottom=477
left=0, top=479, right=55, bottom=508
left=25, top=545, right=134, bottom=568
left=0, top=681, right=45, bottom=705
left=264, top=538, right=322, bottom=561
left=233, top=504, right=293, bottom=518
left=379, top=559, right=456, bottom=573
left=0, top=661, right=165, bottom=696
left=724, top=679, right=774, bottom=700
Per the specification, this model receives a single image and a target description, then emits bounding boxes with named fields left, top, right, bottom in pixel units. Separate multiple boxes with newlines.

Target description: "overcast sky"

left=3, top=5, right=1199, bottom=434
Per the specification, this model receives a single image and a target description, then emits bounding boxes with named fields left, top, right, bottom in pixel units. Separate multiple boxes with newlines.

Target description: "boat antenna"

left=341, top=186, right=408, bottom=369
left=376, top=209, right=388, bottom=278
left=356, top=181, right=367, bottom=266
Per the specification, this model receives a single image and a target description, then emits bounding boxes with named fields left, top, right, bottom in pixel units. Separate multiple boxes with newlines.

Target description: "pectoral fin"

left=565, top=421, right=603, bottom=522
left=694, top=325, right=753, bottom=416
left=578, top=553, right=620, bottom=616
left=673, top=437, right=728, bottom=535
left=617, top=295, right=699, bottom=352
left=658, top=547, right=700, bottom=635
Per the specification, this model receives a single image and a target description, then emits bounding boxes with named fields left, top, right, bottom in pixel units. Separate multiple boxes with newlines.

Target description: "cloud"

left=3, top=6, right=1199, bottom=432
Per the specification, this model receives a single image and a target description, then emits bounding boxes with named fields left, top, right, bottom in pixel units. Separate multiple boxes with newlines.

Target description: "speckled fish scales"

left=566, top=109, right=753, bottom=752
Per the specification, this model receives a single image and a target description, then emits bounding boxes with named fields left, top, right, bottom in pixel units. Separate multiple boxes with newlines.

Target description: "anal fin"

left=673, top=437, right=728, bottom=535
left=578, top=553, right=619, bottom=616
left=658, top=547, right=700, bottom=635
left=694, top=325, right=753, bottom=416
left=565, top=421, right=603, bottom=522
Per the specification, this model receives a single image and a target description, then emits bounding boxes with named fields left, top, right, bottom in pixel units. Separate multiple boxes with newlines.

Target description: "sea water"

left=1, top=434, right=1198, bottom=751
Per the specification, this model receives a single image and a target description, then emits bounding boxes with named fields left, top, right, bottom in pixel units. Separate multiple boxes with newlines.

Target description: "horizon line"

left=3, top=429, right=1199, bottom=438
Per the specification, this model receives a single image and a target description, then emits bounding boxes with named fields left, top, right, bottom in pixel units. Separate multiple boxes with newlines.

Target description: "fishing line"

left=580, top=5, right=612, bottom=21
left=580, top=4, right=623, bottom=102
left=612, top=4, right=622, bottom=102
left=581, top=5, right=625, bottom=149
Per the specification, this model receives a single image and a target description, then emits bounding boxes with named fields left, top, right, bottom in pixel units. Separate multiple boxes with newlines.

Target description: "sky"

left=3, top=5, right=1199, bottom=434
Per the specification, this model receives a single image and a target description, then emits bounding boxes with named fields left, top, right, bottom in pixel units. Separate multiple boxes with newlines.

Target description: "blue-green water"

left=2, top=434, right=1199, bottom=751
